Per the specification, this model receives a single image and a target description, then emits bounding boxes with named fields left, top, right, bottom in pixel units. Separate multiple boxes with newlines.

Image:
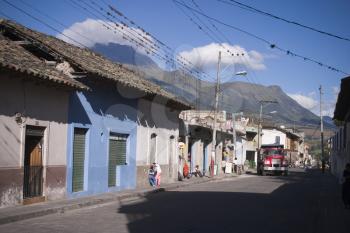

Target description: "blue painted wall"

left=66, top=82, right=139, bottom=198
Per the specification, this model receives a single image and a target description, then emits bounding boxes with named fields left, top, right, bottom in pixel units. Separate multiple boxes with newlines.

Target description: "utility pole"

left=257, top=100, right=278, bottom=151
left=211, top=51, right=221, bottom=177
left=232, top=113, right=236, bottom=159
left=319, top=85, right=325, bottom=173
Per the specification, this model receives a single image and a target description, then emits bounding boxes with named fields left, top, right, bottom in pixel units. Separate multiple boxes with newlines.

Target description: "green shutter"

left=116, top=140, right=127, bottom=165
left=108, top=139, right=117, bottom=187
left=108, top=134, right=127, bottom=187
left=72, top=128, right=86, bottom=192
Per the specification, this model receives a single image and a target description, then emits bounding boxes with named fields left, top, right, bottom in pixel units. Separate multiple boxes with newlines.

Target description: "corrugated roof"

left=0, top=19, right=191, bottom=109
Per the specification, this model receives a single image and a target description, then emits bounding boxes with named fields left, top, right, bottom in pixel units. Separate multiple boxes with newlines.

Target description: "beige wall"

left=0, top=73, right=70, bottom=207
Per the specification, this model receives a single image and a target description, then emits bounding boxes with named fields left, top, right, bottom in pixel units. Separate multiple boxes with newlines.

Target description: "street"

left=1, top=169, right=349, bottom=233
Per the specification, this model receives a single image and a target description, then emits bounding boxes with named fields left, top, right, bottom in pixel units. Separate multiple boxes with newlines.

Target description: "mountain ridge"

left=92, top=42, right=334, bottom=129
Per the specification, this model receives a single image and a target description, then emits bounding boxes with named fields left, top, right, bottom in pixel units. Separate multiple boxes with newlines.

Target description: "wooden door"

left=23, top=135, right=43, bottom=199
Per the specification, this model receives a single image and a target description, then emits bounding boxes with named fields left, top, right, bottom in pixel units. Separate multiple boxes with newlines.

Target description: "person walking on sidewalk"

left=148, top=165, right=156, bottom=187
left=342, top=163, right=350, bottom=209
left=153, top=162, right=162, bottom=186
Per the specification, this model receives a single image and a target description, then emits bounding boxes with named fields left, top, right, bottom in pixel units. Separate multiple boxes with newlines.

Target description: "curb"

left=0, top=174, right=238, bottom=225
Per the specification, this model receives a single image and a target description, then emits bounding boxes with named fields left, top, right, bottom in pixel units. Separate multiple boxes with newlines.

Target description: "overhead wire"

left=17, top=0, right=96, bottom=46
left=217, top=0, right=350, bottom=43
left=95, top=0, right=216, bottom=82
left=0, top=0, right=135, bottom=81
left=1, top=0, right=89, bottom=48
left=72, top=0, right=214, bottom=92
left=174, top=0, right=349, bottom=75
left=185, top=0, right=277, bottom=107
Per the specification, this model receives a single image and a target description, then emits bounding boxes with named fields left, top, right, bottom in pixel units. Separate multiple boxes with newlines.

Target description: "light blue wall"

left=66, top=83, right=139, bottom=198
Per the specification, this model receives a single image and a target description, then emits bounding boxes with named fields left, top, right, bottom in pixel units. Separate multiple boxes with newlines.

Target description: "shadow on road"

left=118, top=170, right=350, bottom=233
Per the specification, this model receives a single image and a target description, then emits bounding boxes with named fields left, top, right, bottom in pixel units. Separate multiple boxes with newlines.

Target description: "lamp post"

left=210, top=51, right=247, bottom=177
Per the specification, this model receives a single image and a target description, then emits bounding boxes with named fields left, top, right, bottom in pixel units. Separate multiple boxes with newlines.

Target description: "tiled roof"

left=0, top=39, right=88, bottom=90
left=0, top=19, right=191, bottom=109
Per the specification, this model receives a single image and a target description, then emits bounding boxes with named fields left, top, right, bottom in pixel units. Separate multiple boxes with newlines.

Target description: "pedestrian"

left=183, top=162, right=189, bottom=179
left=342, top=163, right=350, bottom=209
left=148, top=165, right=156, bottom=187
left=153, top=162, right=162, bottom=186
left=194, top=165, right=203, bottom=177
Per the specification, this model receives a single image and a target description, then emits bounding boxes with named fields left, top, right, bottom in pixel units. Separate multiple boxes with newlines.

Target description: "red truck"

left=257, top=145, right=289, bottom=176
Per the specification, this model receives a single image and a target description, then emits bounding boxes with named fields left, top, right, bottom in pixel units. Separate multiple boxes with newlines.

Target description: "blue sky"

left=1, top=0, right=349, bottom=116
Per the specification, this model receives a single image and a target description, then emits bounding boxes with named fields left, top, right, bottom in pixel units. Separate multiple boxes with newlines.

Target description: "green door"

left=72, top=128, right=87, bottom=192
left=108, top=134, right=127, bottom=187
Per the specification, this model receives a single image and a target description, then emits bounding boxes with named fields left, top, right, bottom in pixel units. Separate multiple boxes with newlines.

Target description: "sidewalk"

left=0, top=173, right=239, bottom=225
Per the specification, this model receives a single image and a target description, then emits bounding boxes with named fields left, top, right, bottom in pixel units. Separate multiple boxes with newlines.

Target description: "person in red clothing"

left=183, top=162, right=189, bottom=178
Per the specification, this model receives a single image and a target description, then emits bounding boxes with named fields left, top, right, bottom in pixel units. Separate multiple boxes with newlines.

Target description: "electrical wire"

left=217, top=0, right=350, bottom=43
left=174, top=0, right=349, bottom=75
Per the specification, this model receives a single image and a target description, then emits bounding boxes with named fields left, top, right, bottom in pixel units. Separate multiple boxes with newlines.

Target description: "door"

left=108, top=133, right=127, bottom=187
left=23, top=126, right=44, bottom=199
left=246, top=150, right=256, bottom=168
left=203, top=142, right=208, bottom=174
left=168, top=136, right=175, bottom=178
left=72, top=128, right=87, bottom=192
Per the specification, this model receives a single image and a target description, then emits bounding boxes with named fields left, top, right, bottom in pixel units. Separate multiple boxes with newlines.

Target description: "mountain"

left=92, top=43, right=334, bottom=129
left=92, top=43, right=159, bottom=68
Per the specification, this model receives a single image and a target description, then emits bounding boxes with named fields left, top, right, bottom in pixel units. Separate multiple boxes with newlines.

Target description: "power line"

left=174, top=0, right=349, bottom=75
left=183, top=0, right=278, bottom=103
left=218, top=0, right=350, bottom=43
left=1, top=0, right=88, bottom=48
left=70, top=0, right=205, bottom=82
left=90, top=0, right=210, bottom=79
left=17, top=0, right=96, bottom=45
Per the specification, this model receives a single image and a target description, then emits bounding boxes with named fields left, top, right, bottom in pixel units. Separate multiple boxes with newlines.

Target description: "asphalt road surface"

left=1, top=168, right=349, bottom=233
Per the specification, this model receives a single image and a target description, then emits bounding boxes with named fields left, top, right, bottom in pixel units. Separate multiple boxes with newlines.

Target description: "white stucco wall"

left=0, top=75, right=69, bottom=167
left=0, top=74, right=70, bottom=206
left=262, top=129, right=286, bottom=147
left=236, top=137, right=247, bottom=165
left=136, top=126, right=178, bottom=165
left=136, top=99, right=181, bottom=166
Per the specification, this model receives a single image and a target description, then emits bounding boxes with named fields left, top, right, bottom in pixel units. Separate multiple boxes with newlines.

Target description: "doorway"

left=23, top=126, right=45, bottom=203
left=168, top=135, right=175, bottom=178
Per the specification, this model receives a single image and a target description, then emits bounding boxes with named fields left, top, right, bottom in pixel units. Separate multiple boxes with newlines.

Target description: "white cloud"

left=177, top=43, right=266, bottom=71
left=57, top=18, right=153, bottom=55
left=288, top=91, right=338, bottom=117
left=288, top=93, right=318, bottom=110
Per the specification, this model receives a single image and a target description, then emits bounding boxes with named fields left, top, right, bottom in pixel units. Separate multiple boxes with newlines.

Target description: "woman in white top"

left=153, top=163, right=162, bottom=186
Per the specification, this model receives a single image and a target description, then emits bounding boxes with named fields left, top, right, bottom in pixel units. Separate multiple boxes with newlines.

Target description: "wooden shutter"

left=72, top=128, right=86, bottom=192
left=108, top=134, right=127, bottom=187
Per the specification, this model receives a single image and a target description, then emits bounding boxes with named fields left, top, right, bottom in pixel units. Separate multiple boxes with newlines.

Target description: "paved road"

left=1, top=169, right=349, bottom=233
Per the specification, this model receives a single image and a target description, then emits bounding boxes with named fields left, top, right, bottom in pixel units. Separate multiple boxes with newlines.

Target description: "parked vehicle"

left=257, top=145, right=289, bottom=176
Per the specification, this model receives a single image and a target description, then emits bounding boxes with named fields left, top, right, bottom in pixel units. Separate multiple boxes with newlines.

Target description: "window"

left=108, top=133, right=128, bottom=187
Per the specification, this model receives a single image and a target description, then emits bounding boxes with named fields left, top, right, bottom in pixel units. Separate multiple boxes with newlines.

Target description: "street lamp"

left=211, top=51, right=247, bottom=177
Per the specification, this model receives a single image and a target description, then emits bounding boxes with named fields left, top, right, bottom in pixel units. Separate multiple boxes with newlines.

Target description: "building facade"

left=0, top=20, right=87, bottom=207
left=0, top=20, right=190, bottom=205
left=330, top=76, right=350, bottom=178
